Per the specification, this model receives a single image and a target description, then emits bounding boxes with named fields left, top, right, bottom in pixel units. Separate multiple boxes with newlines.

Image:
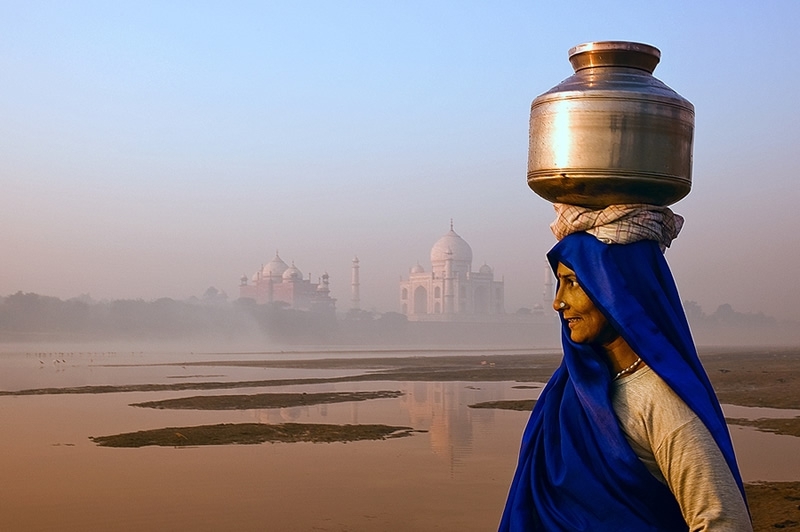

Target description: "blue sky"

left=2, top=1, right=799, bottom=321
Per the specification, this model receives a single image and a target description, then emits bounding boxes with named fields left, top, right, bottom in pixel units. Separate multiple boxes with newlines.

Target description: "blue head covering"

left=500, top=232, right=744, bottom=531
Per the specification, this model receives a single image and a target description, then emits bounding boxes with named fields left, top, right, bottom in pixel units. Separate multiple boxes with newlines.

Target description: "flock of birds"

left=23, top=351, right=141, bottom=367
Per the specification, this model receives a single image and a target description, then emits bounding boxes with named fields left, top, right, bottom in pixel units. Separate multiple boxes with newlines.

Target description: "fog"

left=2, top=2, right=800, bottom=325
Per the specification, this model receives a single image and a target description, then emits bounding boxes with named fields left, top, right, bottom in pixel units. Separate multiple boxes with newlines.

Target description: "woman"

left=500, top=209, right=752, bottom=530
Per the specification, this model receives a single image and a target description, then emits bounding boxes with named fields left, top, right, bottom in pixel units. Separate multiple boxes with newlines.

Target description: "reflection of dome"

left=282, top=263, right=303, bottom=281
left=411, top=263, right=425, bottom=274
left=479, top=263, right=493, bottom=274
left=262, top=252, right=289, bottom=278
left=280, top=407, right=301, bottom=421
left=431, top=224, right=472, bottom=264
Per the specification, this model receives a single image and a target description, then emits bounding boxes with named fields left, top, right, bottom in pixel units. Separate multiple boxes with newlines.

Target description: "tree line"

left=0, top=291, right=337, bottom=343
left=0, top=291, right=781, bottom=345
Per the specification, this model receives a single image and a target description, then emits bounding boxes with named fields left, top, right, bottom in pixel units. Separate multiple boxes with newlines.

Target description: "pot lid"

left=568, top=41, right=661, bottom=73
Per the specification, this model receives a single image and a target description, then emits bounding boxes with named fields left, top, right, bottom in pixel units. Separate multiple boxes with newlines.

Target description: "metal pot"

left=527, top=41, right=694, bottom=207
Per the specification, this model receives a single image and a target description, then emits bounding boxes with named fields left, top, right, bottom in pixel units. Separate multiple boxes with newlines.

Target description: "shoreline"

left=5, top=349, right=800, bottom=408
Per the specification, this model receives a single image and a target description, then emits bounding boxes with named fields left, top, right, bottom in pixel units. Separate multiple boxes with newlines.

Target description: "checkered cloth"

left=550, top=203, right=684, bottom=251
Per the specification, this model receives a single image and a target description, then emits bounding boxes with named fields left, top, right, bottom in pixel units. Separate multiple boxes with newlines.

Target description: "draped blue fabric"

left=499, top=232, right=745, bottom=531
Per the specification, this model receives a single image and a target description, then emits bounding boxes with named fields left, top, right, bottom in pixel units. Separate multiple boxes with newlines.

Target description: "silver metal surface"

left=527, top=41, right=694, bottom=207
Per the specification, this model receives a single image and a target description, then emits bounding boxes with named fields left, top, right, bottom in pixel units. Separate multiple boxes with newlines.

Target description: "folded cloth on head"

left=550, top=203, right=684, bottom=251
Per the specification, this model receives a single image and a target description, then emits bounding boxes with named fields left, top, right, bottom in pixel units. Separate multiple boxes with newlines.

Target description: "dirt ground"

left=745, top=482, right=800, bottom=531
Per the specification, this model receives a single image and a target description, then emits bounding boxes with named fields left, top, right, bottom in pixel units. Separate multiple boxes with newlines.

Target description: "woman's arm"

left=655, top=416, right=752, bottom=531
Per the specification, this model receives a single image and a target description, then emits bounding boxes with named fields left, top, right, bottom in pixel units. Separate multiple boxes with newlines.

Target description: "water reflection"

left=0, top=349, right=798, bottom=531
left=240, top=380, right=536, bottom=470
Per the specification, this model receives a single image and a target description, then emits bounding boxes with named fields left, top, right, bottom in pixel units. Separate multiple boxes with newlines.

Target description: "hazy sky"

left=2, top=1, right=799, bottom=321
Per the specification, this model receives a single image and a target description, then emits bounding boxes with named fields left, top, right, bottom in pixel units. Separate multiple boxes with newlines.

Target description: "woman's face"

left=553, top=262, right=618, bottom=345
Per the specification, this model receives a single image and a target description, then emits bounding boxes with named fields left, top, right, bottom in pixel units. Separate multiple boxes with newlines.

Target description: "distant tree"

left=711, top=303, right=775, bottom=326
left=202, top=286, right=228, bottom=304
left=346, top=308, right=375, bottom=320
left=712, top=303, right=736, bottom=323
left=682, top=300, right=706, bottom=324
left=204, top=287, right=219, bottom=298
left=378, top=312, right=408, bottom=324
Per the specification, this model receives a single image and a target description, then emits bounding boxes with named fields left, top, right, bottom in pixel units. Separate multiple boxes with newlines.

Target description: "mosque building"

left=399, top=222, right=505, bottom=321
left=239, top=252, right=336, bottom=312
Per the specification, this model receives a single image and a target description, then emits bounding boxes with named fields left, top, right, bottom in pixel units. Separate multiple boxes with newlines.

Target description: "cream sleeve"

left=613, top=369, right=752, bottom=531
left=652, top=407, right=752, bottom=531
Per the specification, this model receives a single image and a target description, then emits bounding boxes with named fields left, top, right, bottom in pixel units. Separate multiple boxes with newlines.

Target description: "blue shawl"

left=499, top=232, right=745, bottom=530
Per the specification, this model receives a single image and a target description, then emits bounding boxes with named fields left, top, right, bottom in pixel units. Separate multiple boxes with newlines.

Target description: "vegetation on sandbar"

left=90, top=422, right=421, bottom=447
left=132, top=390, right=403, bottom=410
left=469, top=400, right=536, bottom=412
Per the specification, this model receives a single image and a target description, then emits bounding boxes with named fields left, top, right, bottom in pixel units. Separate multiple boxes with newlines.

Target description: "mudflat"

left=4, top=346, right=800, bottom=529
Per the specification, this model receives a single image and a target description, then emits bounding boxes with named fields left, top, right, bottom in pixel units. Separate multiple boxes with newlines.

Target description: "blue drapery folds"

left=499, top=232, right=744, bottom=531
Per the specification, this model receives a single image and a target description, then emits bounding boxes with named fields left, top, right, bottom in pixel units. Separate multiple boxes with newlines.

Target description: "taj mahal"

left=237, top=222, right=556, bottom=322
left=399, top=222, right=505, bottom=321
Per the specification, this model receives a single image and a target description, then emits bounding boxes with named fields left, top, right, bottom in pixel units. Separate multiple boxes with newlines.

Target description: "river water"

left=0, top=348, right=797, bottom=531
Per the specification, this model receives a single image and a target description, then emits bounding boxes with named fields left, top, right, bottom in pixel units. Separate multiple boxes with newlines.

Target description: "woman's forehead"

left=556, top=262, right=577, bottom=278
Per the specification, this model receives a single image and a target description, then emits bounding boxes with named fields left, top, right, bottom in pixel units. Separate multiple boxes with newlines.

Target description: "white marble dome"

left=262, top=253, right=289, bottom=278
left=282, top=263, right=303, bottom=281
left=410, top=263, right=425, bottom=274
left=430, top=225, right=473, bottom=265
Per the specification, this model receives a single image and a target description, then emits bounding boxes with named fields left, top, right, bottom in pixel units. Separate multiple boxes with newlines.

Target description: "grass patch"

left=469, top=400, right=536, bottom=411
left=90, top=422, right=422, bottom=447
left=132, top=390, right=403, bottom=410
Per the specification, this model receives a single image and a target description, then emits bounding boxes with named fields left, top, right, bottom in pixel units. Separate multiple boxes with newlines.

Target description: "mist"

left=2, top=2, right=800, bottom=328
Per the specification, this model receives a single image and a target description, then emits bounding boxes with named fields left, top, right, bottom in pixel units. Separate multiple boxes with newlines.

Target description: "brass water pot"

left=527, top=41, right=694, bottom=207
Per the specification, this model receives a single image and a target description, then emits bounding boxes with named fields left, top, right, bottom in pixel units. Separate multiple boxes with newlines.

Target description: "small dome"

left=282, top=263, right=303, bottom=281
left=431, top=223, right=472, bottom=265
left=262, top=252, right=289, bottom=278
left=410, top=263, right=425, bottom=274
left=479, top=263, right=493, bottom=274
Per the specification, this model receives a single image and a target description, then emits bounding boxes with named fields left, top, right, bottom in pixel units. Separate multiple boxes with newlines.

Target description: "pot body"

left=528, top=41, right=694, bottom=207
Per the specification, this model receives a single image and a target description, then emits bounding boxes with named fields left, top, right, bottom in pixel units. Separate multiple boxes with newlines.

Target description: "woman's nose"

left=552, top=290, right=565, bottom=312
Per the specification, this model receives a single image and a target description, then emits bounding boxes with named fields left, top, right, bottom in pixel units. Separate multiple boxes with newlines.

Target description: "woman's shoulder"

left=612, top=366, right=698, bottom=445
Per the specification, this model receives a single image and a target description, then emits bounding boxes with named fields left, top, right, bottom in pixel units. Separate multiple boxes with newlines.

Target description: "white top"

left=612, top=367, right=752, bottom=531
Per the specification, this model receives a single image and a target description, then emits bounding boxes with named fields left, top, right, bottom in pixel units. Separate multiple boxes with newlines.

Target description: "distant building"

left=351, top=256, right=360, bottom=311
left=399, top=222, right=504, bottom=321
left=239, top=252, right=336, bottom=312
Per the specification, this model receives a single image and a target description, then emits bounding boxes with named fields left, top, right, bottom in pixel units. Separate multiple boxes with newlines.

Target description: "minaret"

left=543, top=260, right=554, bottom=308
left=267, top=274, right=274, bottom=303
left=351, top=256, right=360, bottom=311
left=444, top=248, right=454, bottom=315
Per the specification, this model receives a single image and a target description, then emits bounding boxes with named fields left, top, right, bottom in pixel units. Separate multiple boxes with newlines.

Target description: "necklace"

left=613, top=357, right=643, bottom=380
